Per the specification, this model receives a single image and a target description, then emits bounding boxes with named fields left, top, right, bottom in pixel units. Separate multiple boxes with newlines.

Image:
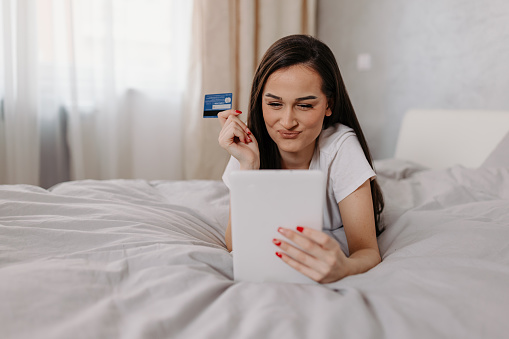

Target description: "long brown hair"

left=247, top=34, right=385, bottom=236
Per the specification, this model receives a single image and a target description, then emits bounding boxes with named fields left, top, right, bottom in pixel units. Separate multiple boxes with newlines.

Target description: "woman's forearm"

left=225, top=209, right=232, bottom=252
left=345, top=248, right=381, bottom=276
left=225, top=221, right=232, bottom=252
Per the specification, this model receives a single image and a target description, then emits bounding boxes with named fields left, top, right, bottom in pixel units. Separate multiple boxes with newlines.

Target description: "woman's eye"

left=268, top=102, right=282, bottom=108
left=298, top=104, right=313, bottom=109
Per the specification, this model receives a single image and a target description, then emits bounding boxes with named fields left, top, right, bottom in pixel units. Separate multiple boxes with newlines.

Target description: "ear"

left=325, top=98, right=333, bottom=117
left=325, top=105, right=332, bottom=117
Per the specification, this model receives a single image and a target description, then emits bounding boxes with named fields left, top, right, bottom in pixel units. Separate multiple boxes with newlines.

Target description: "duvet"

left=1, top=160, right=508, bottom=339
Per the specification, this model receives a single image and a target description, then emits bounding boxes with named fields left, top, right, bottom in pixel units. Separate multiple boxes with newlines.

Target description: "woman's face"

left=262, top=64, right=331, bottom=166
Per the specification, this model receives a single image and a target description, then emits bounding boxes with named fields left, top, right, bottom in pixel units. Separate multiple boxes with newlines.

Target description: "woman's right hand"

left=218, top=110, right=260, bottom=170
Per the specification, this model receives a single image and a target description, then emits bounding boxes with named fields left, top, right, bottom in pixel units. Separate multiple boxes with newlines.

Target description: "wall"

left=317, top=0, right=509, bottom=159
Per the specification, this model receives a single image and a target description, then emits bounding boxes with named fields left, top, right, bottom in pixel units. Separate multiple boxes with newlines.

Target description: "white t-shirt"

left=222, top=123, right=376, bottom=256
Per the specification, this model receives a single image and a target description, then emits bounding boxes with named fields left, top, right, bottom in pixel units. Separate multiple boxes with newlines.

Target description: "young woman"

left=217, top=34, right=384, bottom=284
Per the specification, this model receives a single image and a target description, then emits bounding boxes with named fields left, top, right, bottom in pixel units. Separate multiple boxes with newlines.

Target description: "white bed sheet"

left=1, top=162, right=509, bottom=339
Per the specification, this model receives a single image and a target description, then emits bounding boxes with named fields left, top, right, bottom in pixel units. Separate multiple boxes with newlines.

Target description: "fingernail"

left=275, top=252, right=282, bottom=258
left=235, top=110, right=242, bottom=114
left=296, top=226, right=304, bottom=233
left=278, top=227, right=284, bottom=234
left=247, top=137, right=252, bottom=142
left=246, top=128, right=252, bottom=135
left=273, top=239, right=281, bottom=246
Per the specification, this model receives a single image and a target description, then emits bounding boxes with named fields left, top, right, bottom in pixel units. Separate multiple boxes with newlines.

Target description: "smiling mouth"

left=278, top=130, right=301, bottom=139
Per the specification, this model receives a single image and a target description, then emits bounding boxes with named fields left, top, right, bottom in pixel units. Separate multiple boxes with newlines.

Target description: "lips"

left=278, top=130, right=301, bottom=139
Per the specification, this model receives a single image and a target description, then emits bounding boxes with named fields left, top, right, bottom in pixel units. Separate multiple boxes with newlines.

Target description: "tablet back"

left=229, top=170, right=325, bottom=284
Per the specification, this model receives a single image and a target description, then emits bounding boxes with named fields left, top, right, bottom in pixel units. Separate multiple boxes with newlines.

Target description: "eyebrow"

left=264, top=93, right=318, bottom=101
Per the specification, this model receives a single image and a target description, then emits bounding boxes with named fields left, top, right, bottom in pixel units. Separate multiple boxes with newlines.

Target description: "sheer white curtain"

left=0, top=0, right=192, bottom=187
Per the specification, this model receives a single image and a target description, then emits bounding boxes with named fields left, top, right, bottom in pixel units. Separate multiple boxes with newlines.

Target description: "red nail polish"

left=273, top=239, right=281, bottom=246
left=235, top=110, right=242, bottom=114
left=275, top=252, right=282, bottom=258
left=296, top=226, right=304, bottom=232
left=246, top=128, right=252, bottom=135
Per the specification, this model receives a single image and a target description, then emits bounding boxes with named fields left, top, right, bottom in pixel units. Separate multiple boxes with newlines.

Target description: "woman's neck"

left=280, top=141, right=316, bottom=170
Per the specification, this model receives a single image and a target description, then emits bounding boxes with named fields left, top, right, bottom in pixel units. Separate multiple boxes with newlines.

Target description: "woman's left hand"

left=274, top=226, right=349, bottom=284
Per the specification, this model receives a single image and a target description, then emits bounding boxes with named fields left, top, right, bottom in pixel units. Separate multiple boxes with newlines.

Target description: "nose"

left=280, top=107, right=298, bottom=129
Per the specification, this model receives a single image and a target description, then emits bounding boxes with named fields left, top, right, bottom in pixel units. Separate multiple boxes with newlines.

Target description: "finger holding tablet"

left=274, top=226, right=349, bottom=284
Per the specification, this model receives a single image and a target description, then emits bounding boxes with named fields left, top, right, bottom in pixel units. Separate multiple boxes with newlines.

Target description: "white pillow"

left=374, top=158, right=428, bottom=180
left=481, top=131, right=509, bottom=168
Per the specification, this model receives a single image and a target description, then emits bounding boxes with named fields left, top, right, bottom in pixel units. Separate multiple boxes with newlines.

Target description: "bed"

left=1, top=110, right=509, bottom=339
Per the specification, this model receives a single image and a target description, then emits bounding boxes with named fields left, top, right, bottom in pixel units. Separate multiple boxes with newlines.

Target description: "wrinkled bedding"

left=1, top=160, right=508, bottom=339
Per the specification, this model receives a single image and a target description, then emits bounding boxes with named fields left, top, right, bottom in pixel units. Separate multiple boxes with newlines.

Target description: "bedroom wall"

left=317, top=0, right=509, bottom=159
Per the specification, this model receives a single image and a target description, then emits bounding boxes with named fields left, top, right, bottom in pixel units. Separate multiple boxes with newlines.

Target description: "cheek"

left=262, top=108, right=276, bottom=128
left=303, top=113, right=327, bottom=130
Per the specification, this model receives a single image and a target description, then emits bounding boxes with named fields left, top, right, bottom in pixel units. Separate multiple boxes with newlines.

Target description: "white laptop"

left=229, top=170, right=325, bottom=284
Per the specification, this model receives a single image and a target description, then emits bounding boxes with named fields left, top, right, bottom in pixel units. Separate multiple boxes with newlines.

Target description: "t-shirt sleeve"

left=330, top=135, right=376, bottom=203
left=222, top=156, right=240, bottom=190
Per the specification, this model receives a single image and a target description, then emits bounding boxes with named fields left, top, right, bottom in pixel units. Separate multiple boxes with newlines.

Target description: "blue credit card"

left=204, top=93, right=232, bottom=118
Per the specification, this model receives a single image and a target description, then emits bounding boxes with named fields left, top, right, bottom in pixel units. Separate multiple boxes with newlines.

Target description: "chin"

left=275, top=140, right=306, bottom=153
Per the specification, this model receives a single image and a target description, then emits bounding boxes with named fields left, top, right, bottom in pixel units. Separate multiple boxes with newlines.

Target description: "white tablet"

left=229, top=170, right=325, bottom=284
